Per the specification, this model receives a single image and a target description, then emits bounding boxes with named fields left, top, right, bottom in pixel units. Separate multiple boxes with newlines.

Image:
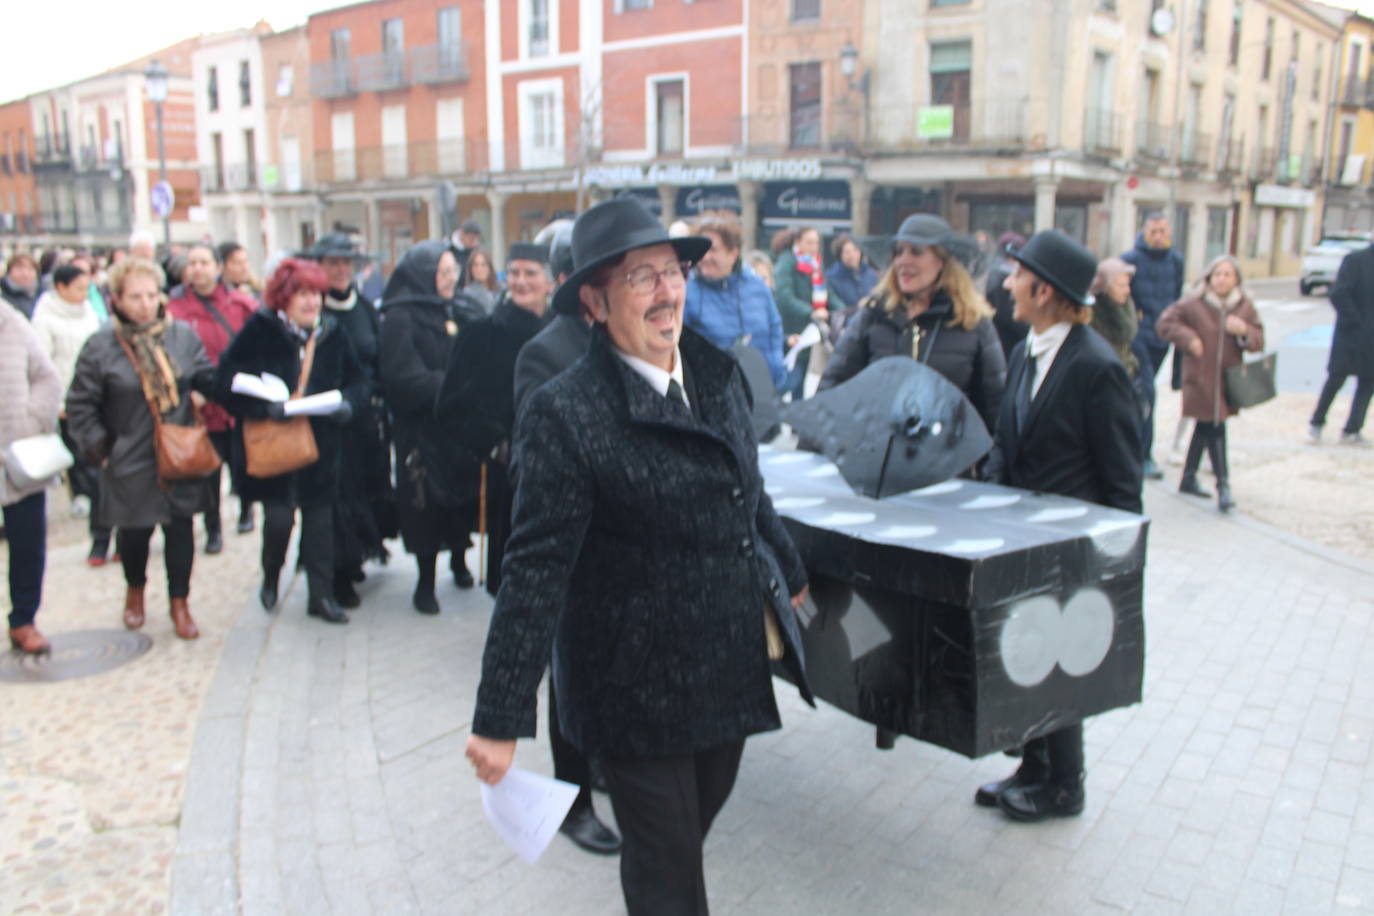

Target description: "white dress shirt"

left=1025, top=321, right=1073, bottom=399
left=614, top=347, right=689, bottom=409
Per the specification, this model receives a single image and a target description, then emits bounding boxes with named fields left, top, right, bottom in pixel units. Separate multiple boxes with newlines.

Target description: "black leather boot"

left=1178, top=426, right=1212, bottom=498
left=1209, top=424, right=1235, bottom=511
left=260, top=568, right=280, bottom=611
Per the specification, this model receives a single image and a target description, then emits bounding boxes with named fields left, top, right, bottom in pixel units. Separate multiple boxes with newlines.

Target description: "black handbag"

left=1224, top=352, right=1278, bottom=411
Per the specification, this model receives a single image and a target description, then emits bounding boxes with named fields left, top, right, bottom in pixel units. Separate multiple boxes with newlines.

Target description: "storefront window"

left=968, top=200, right=1087, bottom=244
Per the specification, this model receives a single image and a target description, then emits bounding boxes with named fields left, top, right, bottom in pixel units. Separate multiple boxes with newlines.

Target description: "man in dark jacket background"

left=1310, top=241, right=1374, bottom=445
left=1121, top=212, right=1184, bottom=479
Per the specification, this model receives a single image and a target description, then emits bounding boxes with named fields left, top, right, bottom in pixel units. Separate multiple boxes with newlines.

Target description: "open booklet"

left=231, top=372, right=343, bottom=417
left=479, top=767, right=579, bottom=864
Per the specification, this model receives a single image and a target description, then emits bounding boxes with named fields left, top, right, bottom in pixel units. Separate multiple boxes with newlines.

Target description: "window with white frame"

left=655, top=79, right=685, bottom=156
left=529, top=0, right=550, bottom=57
left=519, top=79, right=564, bottom=169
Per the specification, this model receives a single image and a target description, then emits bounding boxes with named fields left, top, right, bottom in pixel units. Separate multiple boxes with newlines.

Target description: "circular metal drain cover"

left=0, top=629, right=154, bottom=683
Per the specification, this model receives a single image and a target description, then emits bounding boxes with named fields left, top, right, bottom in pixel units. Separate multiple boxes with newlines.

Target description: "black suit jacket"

left=987, top=323, right=1143, bottom=514
left=512, top=313, right=592, bottom=413
left=472, top=326, right=812, bottom=757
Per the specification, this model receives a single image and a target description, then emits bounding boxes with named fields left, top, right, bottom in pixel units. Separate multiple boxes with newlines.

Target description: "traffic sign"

left=151, top=181, right=175, bottom=218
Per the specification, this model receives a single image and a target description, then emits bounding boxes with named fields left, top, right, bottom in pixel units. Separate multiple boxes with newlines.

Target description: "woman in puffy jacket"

left=684, top=216, right=787, bottom=391
left=819, top=214, right=1006, bottom=433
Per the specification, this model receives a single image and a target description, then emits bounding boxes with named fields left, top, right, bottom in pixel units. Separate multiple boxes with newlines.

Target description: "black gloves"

left=266, top=402, right=287, bottom=421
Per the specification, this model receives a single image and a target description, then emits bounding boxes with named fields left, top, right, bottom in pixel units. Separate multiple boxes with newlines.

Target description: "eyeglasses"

left=622, top=261, right=690, bottom=294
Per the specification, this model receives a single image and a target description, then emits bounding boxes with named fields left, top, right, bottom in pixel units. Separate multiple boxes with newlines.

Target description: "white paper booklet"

left=282, top=390, right=343, bottom=417
left=480, top=767, right=579, bottom=864
left=784, top=321, right=824, bottom=371
left=230, top=372, right=291, bottom=402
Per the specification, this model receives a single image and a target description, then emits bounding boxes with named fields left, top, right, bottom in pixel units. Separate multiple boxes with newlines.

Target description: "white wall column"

left=1033, top=177, right=1060, bottom=233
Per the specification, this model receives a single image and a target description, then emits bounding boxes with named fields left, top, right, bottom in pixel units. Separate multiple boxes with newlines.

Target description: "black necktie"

left=1015, top=352, right=1038, bottom=430
left=667, top=378, right=689, bottom=412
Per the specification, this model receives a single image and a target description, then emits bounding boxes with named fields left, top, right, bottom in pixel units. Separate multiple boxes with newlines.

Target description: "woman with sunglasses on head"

left=820, top=214, right=1007, bottom=433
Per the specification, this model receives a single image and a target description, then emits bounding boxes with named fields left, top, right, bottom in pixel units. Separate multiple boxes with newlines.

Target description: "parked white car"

left=1300, top=234, right=1369, bottom=295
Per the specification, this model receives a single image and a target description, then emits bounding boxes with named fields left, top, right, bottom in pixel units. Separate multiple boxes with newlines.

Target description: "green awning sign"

left=918, top=106, right=955, bottom=140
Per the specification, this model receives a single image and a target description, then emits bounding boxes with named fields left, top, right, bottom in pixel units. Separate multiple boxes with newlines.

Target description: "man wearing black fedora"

left=977, top=229, right=1143, bottom=822
left=465, top=198, right=813, bottom=914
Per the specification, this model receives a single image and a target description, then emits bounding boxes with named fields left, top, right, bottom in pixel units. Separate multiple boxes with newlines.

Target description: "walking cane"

left=478, top=462, right=488, bottom=587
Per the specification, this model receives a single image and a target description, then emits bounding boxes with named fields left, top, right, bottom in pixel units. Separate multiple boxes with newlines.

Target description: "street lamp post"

left=145, top=59, right=170, bottom=248
left=839, top=42, right=871, bottom=150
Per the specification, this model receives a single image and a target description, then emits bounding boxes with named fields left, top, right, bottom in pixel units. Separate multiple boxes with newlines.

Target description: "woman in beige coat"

left=1156, top=256, right=1264, bottom=511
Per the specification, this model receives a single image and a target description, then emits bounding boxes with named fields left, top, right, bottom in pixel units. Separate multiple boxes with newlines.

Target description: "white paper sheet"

left=230, top=372, right=291, bottom=403
left=784, top=322, right=824, bottom=371
left=480, top=767, right=579, bottom=864
left=282, top=390, right=343, bottom=417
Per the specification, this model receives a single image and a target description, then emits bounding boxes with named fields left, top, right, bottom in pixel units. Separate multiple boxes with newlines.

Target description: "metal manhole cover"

left=0, top=629, right=154, bottom=683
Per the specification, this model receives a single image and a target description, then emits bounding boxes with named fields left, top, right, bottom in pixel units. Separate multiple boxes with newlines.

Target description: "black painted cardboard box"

left=760, top=445, right=1150, bottom=759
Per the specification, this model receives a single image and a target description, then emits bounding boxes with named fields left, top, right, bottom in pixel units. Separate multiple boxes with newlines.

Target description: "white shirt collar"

left=1025, top=321, right=1073, bottom=398
left=614, top=347, right=688, bottom=407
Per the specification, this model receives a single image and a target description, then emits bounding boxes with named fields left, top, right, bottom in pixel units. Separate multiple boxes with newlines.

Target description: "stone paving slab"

left=159, top=479, right=1374, bottom=916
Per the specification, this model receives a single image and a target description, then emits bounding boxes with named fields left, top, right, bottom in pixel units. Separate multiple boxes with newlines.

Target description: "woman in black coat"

left=1310, top=242, right=1374, bottom=444
left=379, top=240, right=485, bottom=614
left=215, top=259, right=363, bottom=624
left=307, top=232, right=394, bottom=607
left=819, top=214, right=1007, bottom=434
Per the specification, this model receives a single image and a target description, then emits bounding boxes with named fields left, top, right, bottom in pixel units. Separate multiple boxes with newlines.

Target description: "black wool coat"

left=472, top=326, right=814, bottom=758
left=512, top=313, right=591, bottom=412
left=214, top=309, right=365, bottom=507
left=1328, top=244, right=1374, bottom=378
left=986, top=323, right=1143, bottom=514
left=819, top=291, right=1007, bottom=431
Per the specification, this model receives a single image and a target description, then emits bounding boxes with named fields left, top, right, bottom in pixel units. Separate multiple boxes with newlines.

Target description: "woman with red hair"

left=216, top=258, right=365, bottom=624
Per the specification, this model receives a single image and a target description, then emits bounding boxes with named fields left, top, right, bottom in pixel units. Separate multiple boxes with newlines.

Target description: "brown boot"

left=8, top=625, right=51, bottom=654
left=169, top=597, right=199, bottom=640
left=123, top=587, right=146, bottom=630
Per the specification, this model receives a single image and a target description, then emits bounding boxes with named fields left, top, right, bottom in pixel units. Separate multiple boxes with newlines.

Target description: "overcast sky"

left=6, top=0, right=1374, bottom=106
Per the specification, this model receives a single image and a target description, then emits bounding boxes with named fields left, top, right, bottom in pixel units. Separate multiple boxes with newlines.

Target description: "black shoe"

left=205, top=530, right=224, bottom=555
left=236, top=512, right=254, bottom=534
left=260, top=571, right=280, bottom=612
left=1142, top=458, right=1164, bottom=480
left=998, top=780, right=1085, bottom=822
left=1179, top=474, right=1212, bottom=498
left=452, top=563, right=474, bottom=589
left=559, top=806, right=621, bottom=855
left=974, top=769, right=1041, bottom=808
left=875, top=726, right=897, bottom=750
left=307, top=597, right=349, bottom=624
left=413, top=588, right=440, bottom=615
left=350, top=567, right=366, bottom=583
left=334, top=579, right=361, bottom=609
left=1217, top=483, right=1236, bottom=512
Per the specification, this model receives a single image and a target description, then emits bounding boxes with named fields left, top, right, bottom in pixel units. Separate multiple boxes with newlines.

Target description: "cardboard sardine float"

left=767, top=358, right=1148, bottom=758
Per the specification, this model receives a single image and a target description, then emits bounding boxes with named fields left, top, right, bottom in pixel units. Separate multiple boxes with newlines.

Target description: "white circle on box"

left=1058, top=589, right=1115, bottom=676
left=999, top=596, right=1061, bottom=688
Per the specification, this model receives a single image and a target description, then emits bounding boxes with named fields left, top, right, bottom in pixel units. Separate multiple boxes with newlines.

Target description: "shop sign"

left=675, top=185, right=743, bottom=215
left=761, top=180, right=852, bottom=225
left=1254, top=183, right=1315, bottom=208
left=917, top=106, right=955, bottom=140
left=615, top=187, right=662, bottom=217
left=581, top=157, right=825, bottom=188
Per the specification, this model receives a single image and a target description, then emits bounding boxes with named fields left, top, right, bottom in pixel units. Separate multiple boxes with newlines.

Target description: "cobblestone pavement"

left=3, top=326, right=1373, bottom=914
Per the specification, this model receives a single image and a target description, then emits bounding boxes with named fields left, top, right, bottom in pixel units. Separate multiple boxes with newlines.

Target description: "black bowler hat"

left=507, top=241, right=549, bottom=265
left=1008, top=229, right=1097, bottom=307
left=551, top=198, right=711, bottom=316
left=303, top=231, right=363, bottom=261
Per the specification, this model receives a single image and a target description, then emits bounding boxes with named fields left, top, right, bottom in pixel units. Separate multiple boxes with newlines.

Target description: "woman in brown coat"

left=1156, top=255, right=1264, bottom=511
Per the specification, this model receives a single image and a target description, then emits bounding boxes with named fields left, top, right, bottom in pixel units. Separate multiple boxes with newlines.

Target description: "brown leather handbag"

left=243, top=333, right=320, bottom=478
left=116, top=336, right=223, bottom=481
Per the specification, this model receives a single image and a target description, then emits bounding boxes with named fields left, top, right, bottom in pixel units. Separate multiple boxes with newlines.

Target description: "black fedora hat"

left=304, top=231, right=363, bottom=261
left=1008, top=229, right=1097, bottom=307
left=551, top=198, right=711, bottom=316
left=890, top=213, right=980, bottom=269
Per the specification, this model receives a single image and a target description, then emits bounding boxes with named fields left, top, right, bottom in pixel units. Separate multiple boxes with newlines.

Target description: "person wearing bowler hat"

left=820, top=212, right=1007, bottom=433
left=465, top=198, right=814, bottom=914
left=976, top=229, right=1143, bottom=822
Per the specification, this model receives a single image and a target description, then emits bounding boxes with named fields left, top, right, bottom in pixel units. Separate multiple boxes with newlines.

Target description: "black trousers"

left=601, top=740, right=746, bottom=916
left=1311, top=371, right=1374, bottom=435
left=4, top=491, right=45, bottom=629
left=118, top=516, right=194, bottom=598
left=262, top=501, right=333, bottom=605
left=1016, top=723, right=1084, bottom=789
left=548, top=679, right=591, bottom=807
left=59, top=418, right=109, bottom=541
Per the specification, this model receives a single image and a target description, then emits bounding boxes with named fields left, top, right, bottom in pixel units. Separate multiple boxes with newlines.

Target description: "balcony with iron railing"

left=200, top=162, right=264, bottom=193
left=1216, top=136, right=1245, bottom=176
left=313, top=138, right=494, bottom=183
left=1255, top=147, right=1279, bottom=181
left=1136, top=120, right=1170, bottom=161
left=77, top=145, right=124, bottom=173
left=1083, top=108, right=1123, bottom=157
left=310, top=42, right=471, bottom=98
left=1177, top=129, right=1213, bottom=170
left=34, top=134, right=72, bottom=163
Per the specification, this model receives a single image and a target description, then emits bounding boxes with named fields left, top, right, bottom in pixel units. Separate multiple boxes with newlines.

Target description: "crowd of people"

left=4, top=191, right=1367, bottom=912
